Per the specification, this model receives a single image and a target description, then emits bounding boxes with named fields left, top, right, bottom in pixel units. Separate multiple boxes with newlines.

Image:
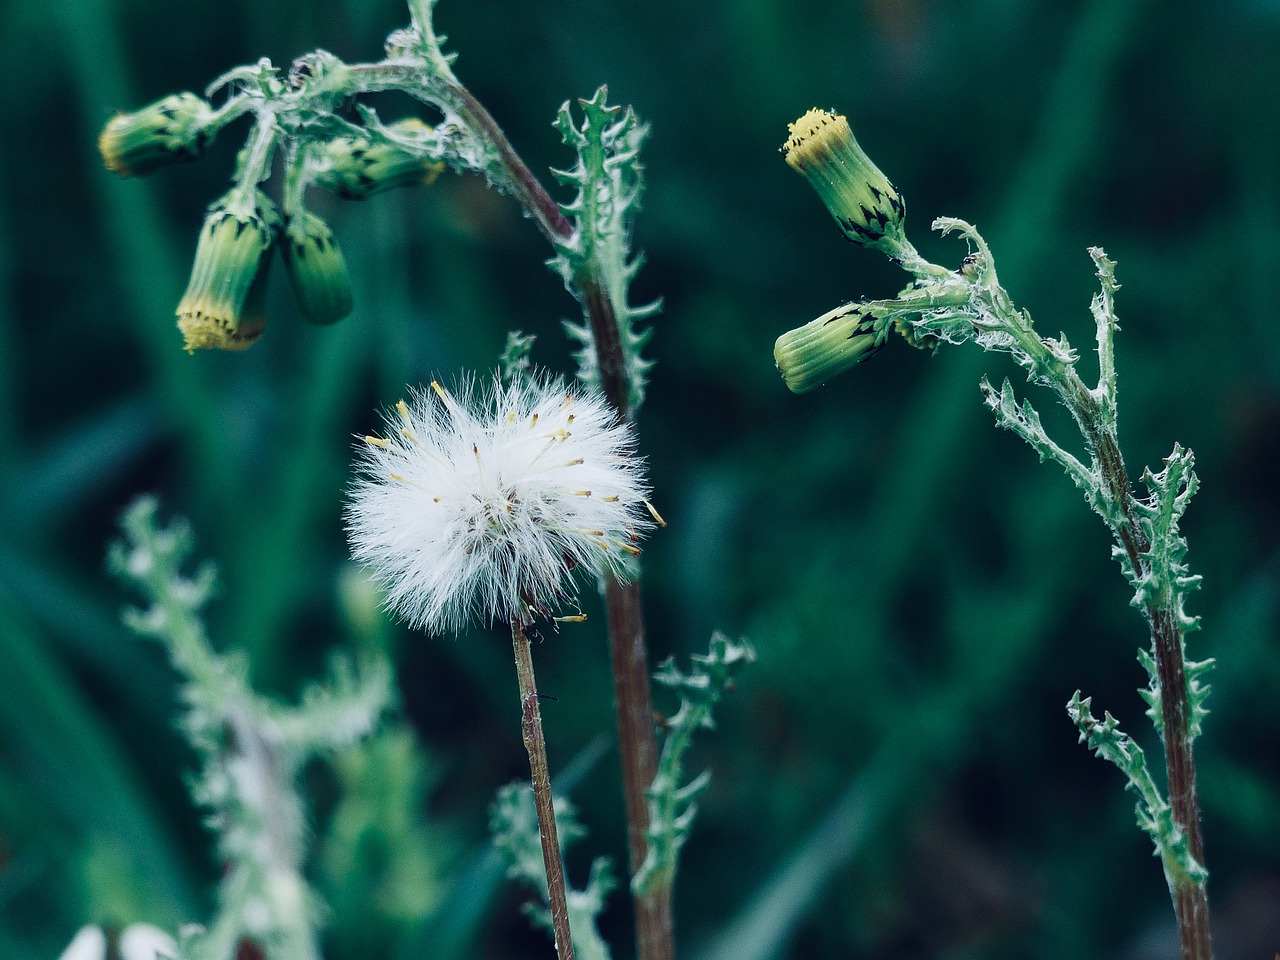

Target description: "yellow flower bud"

left=774, top=302, right=889, bottom=393
left=281, top=211, right=354, bottom=325
left=176, top=192, right=279, bottom=351
left=314, top=118, right=445, bottom=200
left=98, top=92, right=217, bottom=178
left=783, top=108, right=906, bottom=256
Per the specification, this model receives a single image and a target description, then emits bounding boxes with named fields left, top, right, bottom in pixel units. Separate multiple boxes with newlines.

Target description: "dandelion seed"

left=345, top=372, right=652, bottom=634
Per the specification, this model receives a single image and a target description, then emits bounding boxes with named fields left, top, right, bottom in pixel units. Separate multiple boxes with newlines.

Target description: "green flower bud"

left=176, top=192, right=279, bottom=351
left=774, top=302, right=890, bottom=393
left=280, top=211, right=354, bottom=325
left=783, top=108, right=906, bottom=257
left=314, top=118, right=445, bottom=200
left=98, top=92, right=217, bottom=178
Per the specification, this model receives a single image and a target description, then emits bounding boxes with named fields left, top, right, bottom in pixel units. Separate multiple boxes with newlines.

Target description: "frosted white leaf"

left=58, top=927, right=106, bottom=960
left=119, top=924, right=178, bottom=960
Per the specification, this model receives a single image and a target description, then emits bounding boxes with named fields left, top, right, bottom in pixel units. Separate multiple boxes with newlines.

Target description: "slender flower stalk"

left=605, top=574, right=670, bottom=960
left=512, top=618, right=576, bottom=960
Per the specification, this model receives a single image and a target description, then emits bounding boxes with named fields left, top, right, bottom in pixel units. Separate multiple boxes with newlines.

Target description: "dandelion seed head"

left=346, top=373, right=652, bottom=634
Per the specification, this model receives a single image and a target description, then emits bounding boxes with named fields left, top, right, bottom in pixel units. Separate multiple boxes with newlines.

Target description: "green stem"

left=280, top=140, right=307, bottom=216
left=231, top=109, right=278, bottom=204
left=903, top=220, right=1211, bottom=955
left=511, top=619, right=576, bottom=960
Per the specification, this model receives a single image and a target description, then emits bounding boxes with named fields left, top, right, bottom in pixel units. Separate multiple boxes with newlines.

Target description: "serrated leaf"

left=110, top=499, right=389, bottom=960
left=549, top=87, right=660, bottom=412
left=490, top=784, right=615, bottom=960
left=633, top=633, right=754, bottom=897
left=1066, top=692, right=1207, bottom=890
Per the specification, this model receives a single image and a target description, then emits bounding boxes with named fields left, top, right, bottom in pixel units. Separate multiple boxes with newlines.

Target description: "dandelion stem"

left=511, top=618, right=577, bottom=960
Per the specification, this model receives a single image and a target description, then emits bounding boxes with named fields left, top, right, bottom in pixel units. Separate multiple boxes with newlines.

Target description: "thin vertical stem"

left=1051, top=365, right=1213, bottom=959
left=429, top=73, right=671, bottom=960
left=605, top=575, right=673, bottom=960
left=362, top=53, right=669, bottom=958
left=511, top=619, right=576, bottom=960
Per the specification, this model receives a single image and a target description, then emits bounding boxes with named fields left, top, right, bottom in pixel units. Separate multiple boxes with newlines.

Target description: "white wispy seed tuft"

left=346, top=373, right=653, bottom=634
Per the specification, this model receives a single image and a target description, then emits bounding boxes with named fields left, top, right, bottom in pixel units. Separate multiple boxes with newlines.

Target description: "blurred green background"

left=1, top=0, right=1278, bottom=957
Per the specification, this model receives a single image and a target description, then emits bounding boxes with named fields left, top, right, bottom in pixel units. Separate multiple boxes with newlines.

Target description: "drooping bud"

left=783, top=108, right=906, bottom=257
left=280, top=211, right=354, bottom=325
left=98, top=92, right=218, bottom=178
left=774, top=302, right=891, bottom=393
left=313, top=119, right=445, bottom=200
left=176, top=191, right=279, bottom=351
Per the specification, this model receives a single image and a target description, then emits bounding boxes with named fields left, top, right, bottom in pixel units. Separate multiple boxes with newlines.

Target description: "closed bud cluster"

left=98, top=92, right=218, bottom=177
left=314, top=118, right=445, bottom=200
left=281, top=211, right=354, bottom=325
left=774, top=301, right=891, bottom=393
left=783, top=108, right=906, bottom=257
left=176, top=191, right=279, bottom=351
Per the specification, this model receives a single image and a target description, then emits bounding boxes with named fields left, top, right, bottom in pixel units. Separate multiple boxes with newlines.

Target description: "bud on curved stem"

left=280, top=211, right=354, bottom=325
left=176, top=191, right=279, bottom=351
left=783, top=108, right=907, bottom=258
left=774, top=302, right=891, bottom=393
left=313, top=118, right=445, bottom=200
left=98, top=92, right=219, bottom=177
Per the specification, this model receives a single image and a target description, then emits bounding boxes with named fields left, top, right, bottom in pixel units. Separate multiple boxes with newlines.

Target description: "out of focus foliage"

left=1, top=0, right=1278, bottom=958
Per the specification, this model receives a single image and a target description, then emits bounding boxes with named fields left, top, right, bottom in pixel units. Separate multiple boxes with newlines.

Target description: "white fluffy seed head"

left=345, top=373, right=653, bottom=634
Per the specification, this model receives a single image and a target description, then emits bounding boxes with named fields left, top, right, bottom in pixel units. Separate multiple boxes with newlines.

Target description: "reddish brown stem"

left=1065, top=380, right=1212, bottom=960
left=581, top=279, right=631, bottom=416
left=427, top=72, right=671, bottom=960
left=606, top=574, right=673, bottom=960
left=512, top=619, right=576, bottom=960
left=449, top=83, right=573, bottom=246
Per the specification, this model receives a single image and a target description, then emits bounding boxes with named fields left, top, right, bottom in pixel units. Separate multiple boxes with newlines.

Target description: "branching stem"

left=981, top=289, right=1212, bottom=960
left=891, top=239, right=1212, bottom=956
